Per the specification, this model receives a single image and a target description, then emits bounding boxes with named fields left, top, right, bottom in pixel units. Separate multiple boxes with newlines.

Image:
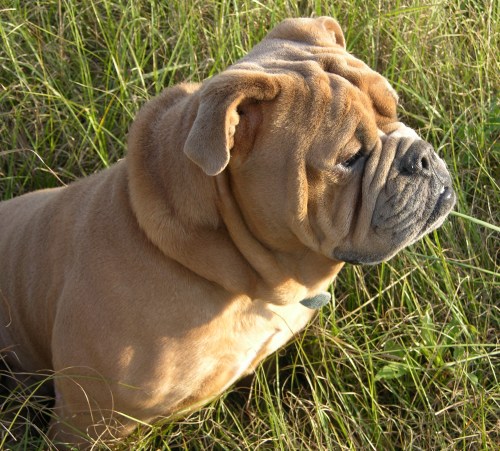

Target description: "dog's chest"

left=145, top=299, right=317, bottom=416
left=220, top=300, right=316, bottom=388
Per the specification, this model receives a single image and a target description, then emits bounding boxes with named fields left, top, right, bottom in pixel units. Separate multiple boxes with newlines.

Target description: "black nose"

left=400, top=140, right=433, bottom=175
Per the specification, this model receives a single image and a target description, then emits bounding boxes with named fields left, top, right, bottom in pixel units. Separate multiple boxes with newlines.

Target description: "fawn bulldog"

left=0, top=17, right=455, bottom=446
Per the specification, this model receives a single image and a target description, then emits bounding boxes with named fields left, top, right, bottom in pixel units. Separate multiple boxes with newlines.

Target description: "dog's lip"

left=421, top=185, right=455, bottom=233
left=439, top=185, right=452, bottom=198
left=435, top=185, right=455, bottom=211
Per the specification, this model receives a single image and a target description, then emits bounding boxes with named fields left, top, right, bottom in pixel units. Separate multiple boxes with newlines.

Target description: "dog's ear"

left=317, top=17, right=346, bottom=49
left=184, top=71, right=280, bottom=176
left=267, top=16, right=346, bottom=50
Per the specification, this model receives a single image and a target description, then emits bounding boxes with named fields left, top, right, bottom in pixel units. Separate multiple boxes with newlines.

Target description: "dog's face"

left=184, top=17, right=455, bottom=265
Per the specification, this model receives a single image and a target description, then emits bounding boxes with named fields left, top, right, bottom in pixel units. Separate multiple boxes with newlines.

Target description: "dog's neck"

left=127, top=84, right=343, bottom=305
left=214, top=170, right=343, bottom=304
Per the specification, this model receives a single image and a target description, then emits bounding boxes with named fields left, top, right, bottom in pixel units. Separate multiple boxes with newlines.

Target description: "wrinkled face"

left=331, top=126, right=455, bottom=264
left=307, top=119, right=455, bottom=264
left=185, top=17, right=455, bottom=264
left=282, top=71, right=456, bottom=264
left=229, top=87, right=454, bottom=264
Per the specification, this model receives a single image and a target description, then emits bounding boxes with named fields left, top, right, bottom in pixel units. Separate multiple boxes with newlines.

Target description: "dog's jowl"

left=0, top=17, right=455, bottom=446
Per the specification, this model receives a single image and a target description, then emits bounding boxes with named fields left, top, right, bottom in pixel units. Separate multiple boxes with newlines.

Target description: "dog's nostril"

left=421, top=155, right=430, bottom=171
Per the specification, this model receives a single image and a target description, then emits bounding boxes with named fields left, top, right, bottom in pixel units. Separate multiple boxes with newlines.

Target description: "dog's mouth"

left=372, top=170, right=456, bottom=253
left=417, top=184, right=455, bottom=238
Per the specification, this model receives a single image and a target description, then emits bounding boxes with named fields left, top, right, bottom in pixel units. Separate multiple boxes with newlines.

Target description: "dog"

left=0, top=16, right=455, bottom=446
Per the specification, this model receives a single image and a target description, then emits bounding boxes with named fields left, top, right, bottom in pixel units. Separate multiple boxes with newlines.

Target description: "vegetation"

left=1, top=0, right=498, bottom=449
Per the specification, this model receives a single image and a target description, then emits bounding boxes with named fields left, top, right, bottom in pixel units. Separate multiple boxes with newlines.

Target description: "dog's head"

left=184, top=17, right=455, bottom=265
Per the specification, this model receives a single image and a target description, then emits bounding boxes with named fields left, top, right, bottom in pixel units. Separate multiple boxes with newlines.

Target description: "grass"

left=0, top=0, right=498, bottom=449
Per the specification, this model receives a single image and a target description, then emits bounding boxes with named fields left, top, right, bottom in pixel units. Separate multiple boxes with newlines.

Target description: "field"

left=0, top=0, right=498, bottom=449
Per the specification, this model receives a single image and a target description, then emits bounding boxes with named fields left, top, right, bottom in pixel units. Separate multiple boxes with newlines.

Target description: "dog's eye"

left=341, top=149, right=365, bottom=168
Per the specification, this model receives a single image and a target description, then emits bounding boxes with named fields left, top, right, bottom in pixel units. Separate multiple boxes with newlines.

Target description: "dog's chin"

left=330, top=227, right=416, bottom=266
left=331, top=248, right=395, bottom=265
left=333, top=211, right=455, bottom=266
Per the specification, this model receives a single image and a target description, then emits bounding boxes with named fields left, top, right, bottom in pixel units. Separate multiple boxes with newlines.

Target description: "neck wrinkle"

left=127, top=87, right=259, bottom=298
left=127, top=84, right=340, bottom=304
left=215, top=171, right=319, bottom=305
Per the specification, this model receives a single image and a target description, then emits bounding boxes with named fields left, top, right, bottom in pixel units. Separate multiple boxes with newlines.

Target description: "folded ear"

left=267, top=16, right=346, bottom=50
left=184, top=71, right=280, bottom=176
left=318, top=16, right=346, bottom=49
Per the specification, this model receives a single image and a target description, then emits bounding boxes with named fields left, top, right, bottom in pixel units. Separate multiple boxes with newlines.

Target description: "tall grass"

left=1, top=0, right=498, bottom=449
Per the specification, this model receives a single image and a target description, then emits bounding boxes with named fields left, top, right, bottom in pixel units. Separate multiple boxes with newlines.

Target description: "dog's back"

left=0, top=165, right=130, bottom=373
left=0, top=188, right=65, bottom=371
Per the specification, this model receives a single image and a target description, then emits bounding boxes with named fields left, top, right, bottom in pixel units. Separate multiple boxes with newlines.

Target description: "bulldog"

left=0, top=17, right=455, bottom=446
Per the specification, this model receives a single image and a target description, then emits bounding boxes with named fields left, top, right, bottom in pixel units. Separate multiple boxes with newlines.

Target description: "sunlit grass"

left=1, top=0, right=498, bottom=449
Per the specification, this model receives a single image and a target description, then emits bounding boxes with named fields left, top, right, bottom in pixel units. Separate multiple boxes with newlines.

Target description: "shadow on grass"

left=0, top=355, right=56, bottom=450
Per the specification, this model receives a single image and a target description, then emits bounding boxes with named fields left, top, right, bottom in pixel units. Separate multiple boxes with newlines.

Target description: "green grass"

left=1, top=0, right=498, bottom=449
